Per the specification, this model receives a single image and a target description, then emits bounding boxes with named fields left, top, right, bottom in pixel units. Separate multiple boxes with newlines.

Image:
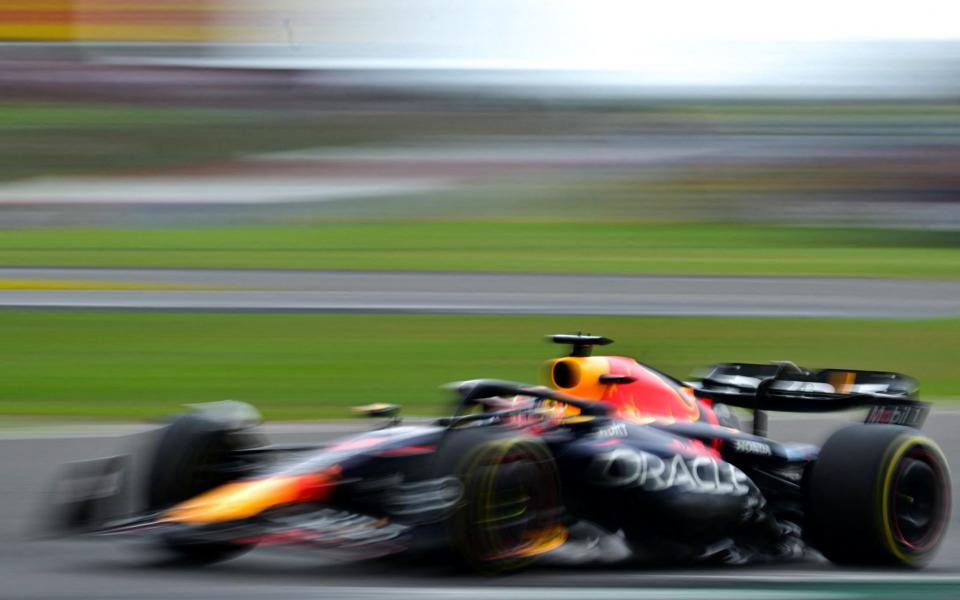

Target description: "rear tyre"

left=147, top=413, right=264, bottom=564
left=806, top=425, right=950, bottom=567
left=453, top=438, right=564, bottom=573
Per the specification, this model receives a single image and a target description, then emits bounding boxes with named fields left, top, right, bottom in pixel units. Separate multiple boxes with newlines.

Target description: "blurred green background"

left=1, top=98, right=958, bottom=418
left=2, top=224, right=959, bottom=279
left=1, top=311, right=957, bottom=419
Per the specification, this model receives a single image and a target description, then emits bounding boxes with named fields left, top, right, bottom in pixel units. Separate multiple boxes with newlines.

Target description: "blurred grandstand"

left=1, top=1, right=959, bottom=228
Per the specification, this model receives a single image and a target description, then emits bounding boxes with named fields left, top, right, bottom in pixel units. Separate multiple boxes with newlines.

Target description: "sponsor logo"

left=865, top=405, right=927, bottom=427
left=592, top=423, right=629, bottom=439
left=384, top=477, right=463, bottom=518
left=589, top=448, right=751, bottom=496
left=732, top=439, right=772, bottom=456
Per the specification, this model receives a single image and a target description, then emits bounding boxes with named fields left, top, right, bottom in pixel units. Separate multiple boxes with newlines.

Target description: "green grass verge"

left=0, top=311, right=955, bottom=419
left=0, top=223, right=958, bottom=278
left=0, top=102, right=453, bottom=181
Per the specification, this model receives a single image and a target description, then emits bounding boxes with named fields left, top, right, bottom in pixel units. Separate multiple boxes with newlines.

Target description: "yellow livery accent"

left=546, top=355, right=701, bottom=423
left=509, top=525, right=568, bottom=559
left=164, top=471, right=337, bottom=524
left=877, top=435, right=947, bottom=565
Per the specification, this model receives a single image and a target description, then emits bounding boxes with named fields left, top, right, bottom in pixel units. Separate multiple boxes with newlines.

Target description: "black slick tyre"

left=452, top=438, right=563, bottom=573
left=806, top=424, right=950, bottom=567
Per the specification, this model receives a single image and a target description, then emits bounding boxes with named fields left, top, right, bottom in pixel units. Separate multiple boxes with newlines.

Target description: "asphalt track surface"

left=2, top=268, right=960, bottom=317
left=4, top=414, right=960, bottom=599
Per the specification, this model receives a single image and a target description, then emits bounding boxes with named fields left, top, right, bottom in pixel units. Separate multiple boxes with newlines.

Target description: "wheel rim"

left=889, top=445, right=949, bottom=555
left=459, top=443, right=563, bottom=570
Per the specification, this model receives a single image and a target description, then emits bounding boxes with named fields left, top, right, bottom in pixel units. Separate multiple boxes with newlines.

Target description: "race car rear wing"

left=688, top=362, right=929, bottom=436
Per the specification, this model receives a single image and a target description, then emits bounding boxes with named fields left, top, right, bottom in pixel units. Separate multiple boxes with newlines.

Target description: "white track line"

left=269, top=586, right=843, bottom=600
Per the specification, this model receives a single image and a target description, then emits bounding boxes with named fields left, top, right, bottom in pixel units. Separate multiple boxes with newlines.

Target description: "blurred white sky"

left=302, top=0, right=960, bottom=63
left=154, top=0, right=960, bottom=95
left=554, top=0, right=960, bottom=42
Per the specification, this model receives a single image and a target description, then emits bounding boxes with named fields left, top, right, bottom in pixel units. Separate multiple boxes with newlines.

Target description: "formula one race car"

left=51, top=334, right=950, bottom=571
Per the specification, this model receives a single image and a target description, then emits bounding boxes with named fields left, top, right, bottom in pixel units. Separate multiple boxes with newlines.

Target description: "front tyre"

left=147, top=412, right=264, bottom=564
left=807, top=425, right=950, bottom=567
left=453, top=438, right=564, bottom=573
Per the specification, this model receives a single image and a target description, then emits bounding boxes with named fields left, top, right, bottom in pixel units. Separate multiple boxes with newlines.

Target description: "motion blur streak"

left=2, top=0, right=960, bottom=596
left=0, top=0, right=221, bottom=41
